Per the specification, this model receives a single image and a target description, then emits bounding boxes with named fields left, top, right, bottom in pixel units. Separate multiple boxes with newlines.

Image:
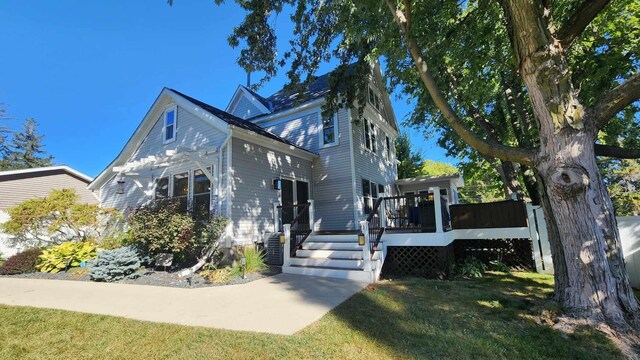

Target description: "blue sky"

left=0, top=0, right=453, bottom=177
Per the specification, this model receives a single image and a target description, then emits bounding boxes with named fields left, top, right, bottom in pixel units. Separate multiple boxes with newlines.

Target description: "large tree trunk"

left=501, top=0, right=640, bottom=331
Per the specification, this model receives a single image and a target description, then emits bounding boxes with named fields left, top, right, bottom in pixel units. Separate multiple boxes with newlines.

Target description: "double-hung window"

left=173, top=172, right=189, bottom=213
left=362, top=179, right=381, bottom=215
left=368, top=86, right=382, bottom=112
left=363, top=119, right=377, bottom=153
left=193, top=168, right=212, bottom=220
left=321, top=114, right=337, bottom=146
left=385, top=135, right=391, bottom=161
left=155, top=177, right=169, bottom=200
left=163, top=106, right=177, bottom=144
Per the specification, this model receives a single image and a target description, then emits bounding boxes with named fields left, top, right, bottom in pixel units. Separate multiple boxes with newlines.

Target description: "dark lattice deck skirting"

left=382, top=246, right=454, bottom=278
left=452, top=238, right=535, bottom=271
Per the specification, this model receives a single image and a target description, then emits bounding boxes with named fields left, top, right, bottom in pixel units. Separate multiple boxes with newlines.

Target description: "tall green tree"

left=189, top=0, right=640, bottom=335
left=4, top=119, right=53, bottom=170
left=395, top=132, right=423, bottom=179
left=419, top=159, right=457, bottom=176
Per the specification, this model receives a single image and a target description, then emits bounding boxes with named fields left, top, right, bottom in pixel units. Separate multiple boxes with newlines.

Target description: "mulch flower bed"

left=2, top=265, right=281, bottom=288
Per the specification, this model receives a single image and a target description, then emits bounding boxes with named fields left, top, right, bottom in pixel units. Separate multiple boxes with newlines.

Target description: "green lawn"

left=0, top=272, right=624, bottom=360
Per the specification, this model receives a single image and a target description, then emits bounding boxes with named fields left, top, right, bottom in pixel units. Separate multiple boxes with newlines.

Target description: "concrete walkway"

left=0, top=274, right=367, bottom=335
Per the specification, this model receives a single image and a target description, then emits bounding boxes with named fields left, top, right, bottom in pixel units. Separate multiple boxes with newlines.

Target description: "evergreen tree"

left=395, top=132, right=423, bottom=179
left=4, top=119, right=53, bottom=170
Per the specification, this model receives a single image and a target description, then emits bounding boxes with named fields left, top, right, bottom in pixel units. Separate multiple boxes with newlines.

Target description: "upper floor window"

left=321, top=114, right=337, bottom=146
left=364, top=119, right=377, bottom=153
left=385, top=135, right=391, bottom=161
left=163, top=106, right=177, bottom=144
left=368, top=86, right=382, bottom=112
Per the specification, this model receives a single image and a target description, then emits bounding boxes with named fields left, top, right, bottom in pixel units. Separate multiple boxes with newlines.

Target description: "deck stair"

left=283, top=234, right=385, bottom=283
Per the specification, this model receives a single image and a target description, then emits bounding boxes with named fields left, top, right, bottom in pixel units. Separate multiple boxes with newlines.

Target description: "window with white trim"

left=321, top=114, right=337, bottom=146
left=385, top=135, right=391, bottom=161
left=363, top=119, right=377, bottom=153
left=362, top=178, right=380, bottom=215
left=163, top=106, right=177, bottom=144
left=155, top=177, right=169, bottom=200
left=368, top=86, right=382, bottom=112
left=193, top=168, right=212, bottom=220
left=173, top=172, right=189, bottom=213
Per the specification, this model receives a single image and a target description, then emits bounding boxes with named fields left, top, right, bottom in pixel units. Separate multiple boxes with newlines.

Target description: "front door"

left=280, top=179, right=310, bottom=226
left=281, top=179, right=295, bottom=225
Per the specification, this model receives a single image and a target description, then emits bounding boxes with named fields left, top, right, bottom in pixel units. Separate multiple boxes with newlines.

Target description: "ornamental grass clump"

left=90, top=246, right=141, bottom=282
left=0, top=248, right=43, bottom=275
left=240, top=247, right=267, bottom=273
left=36, top=241, right=96, bottom=273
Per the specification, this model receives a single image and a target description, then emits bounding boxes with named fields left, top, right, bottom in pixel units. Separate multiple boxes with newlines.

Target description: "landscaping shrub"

left=0, top=248, right=42, bottom=275
left=1, top=188, right=120, bottom=248
left=489, top=260, right=511, bottom=273
left=453, top=257, right=487, bottom=278
left=37, top=241, right=96, bottom=273
left=90, top=246, right=141, bottom=282
left=124, top=200, right=228, bottom=264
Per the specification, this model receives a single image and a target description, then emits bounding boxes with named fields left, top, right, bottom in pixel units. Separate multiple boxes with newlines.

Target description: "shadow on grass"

left=325, top=272, right=623, bottom=359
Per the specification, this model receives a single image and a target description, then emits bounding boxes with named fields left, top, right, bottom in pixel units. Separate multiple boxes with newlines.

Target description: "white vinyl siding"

left=229, top=95, right=265, bottom=119
left=101, top=104, right=228, bottom=214
left=230, top=138, right=313, bottom=243
left=353, top=111, right=397, bottom=222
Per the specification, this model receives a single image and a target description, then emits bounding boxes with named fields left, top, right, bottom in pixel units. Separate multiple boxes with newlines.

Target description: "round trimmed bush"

left=0, top=248, right=43, bottom=275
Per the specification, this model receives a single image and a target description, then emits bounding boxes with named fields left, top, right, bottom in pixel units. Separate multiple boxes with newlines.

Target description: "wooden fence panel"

left=450, top=200, right=528, bottom=229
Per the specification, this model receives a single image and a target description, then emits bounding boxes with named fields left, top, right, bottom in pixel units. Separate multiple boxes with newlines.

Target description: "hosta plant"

left=37, top=241, right=96, bottom=273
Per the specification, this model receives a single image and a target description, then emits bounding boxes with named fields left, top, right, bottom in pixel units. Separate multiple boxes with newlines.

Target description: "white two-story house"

left=89, top=66, right=400, bottom=248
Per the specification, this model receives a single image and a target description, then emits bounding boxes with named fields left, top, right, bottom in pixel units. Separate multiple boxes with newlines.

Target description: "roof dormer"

left=225, top=85, right=272, bottom=120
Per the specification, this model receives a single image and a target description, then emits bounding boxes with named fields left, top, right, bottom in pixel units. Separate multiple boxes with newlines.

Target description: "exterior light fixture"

left=279, top=233, right=285, bottom=244
left=273, top=179, right=282, bottom=190
left=358, top=231, right=365, bottom=246
left=116, top=179, right=125, bottom=194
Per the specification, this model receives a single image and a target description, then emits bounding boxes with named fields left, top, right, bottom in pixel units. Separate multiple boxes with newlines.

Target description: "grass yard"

left=0, top=272, right=624, bottom=360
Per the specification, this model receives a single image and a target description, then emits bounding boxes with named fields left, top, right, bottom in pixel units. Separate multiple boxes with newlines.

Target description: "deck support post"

left=360, top=220, right=372, bottom=272
left=283, top=224, right=291, bottom=267
left=308, top=199, right=315, bottom=232
left=431, top=187, right=443, bottom=233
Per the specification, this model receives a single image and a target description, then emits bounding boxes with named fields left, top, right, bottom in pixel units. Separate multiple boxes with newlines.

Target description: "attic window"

left=368, top=86, right=382, bottom=112
left=163, top=106, right=177, bottom=144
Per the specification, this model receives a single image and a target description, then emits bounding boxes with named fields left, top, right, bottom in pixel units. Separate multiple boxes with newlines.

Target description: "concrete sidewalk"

left=0, top=274, right=366, bottom=335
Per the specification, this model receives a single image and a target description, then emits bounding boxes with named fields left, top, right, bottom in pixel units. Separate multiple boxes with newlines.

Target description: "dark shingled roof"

left=264, top=72, right=332, bottom=114
left=168, top=88, right=315, bottom=155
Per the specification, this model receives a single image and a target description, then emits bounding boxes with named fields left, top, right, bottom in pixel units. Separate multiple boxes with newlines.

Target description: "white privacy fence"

left=530, top=211, right=640, bottom=288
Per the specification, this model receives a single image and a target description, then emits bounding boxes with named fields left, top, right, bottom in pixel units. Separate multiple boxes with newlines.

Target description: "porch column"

left=431, top=187, right=443, bottom=233
left=308, top=199, right=315, bottom=232
left=283, top=224, right=291, bottom=267
left=379, top=193, right=387, bottom=228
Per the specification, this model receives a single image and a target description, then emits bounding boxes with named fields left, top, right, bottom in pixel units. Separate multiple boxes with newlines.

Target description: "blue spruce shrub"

left=90, top=246, right=141, bottom=282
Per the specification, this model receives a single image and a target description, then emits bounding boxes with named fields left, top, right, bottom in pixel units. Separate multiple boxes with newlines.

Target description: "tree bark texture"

left=501, top=0, right=639, bottom=330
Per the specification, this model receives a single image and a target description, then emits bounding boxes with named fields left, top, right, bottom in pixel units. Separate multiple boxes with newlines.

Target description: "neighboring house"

left=0, top=166, right=98, bottom=257
left=89, top=66, right=401, bottom=247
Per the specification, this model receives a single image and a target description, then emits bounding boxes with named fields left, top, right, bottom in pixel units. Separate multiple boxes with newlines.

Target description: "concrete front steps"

left=282, top=234, right=384, bottom=283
